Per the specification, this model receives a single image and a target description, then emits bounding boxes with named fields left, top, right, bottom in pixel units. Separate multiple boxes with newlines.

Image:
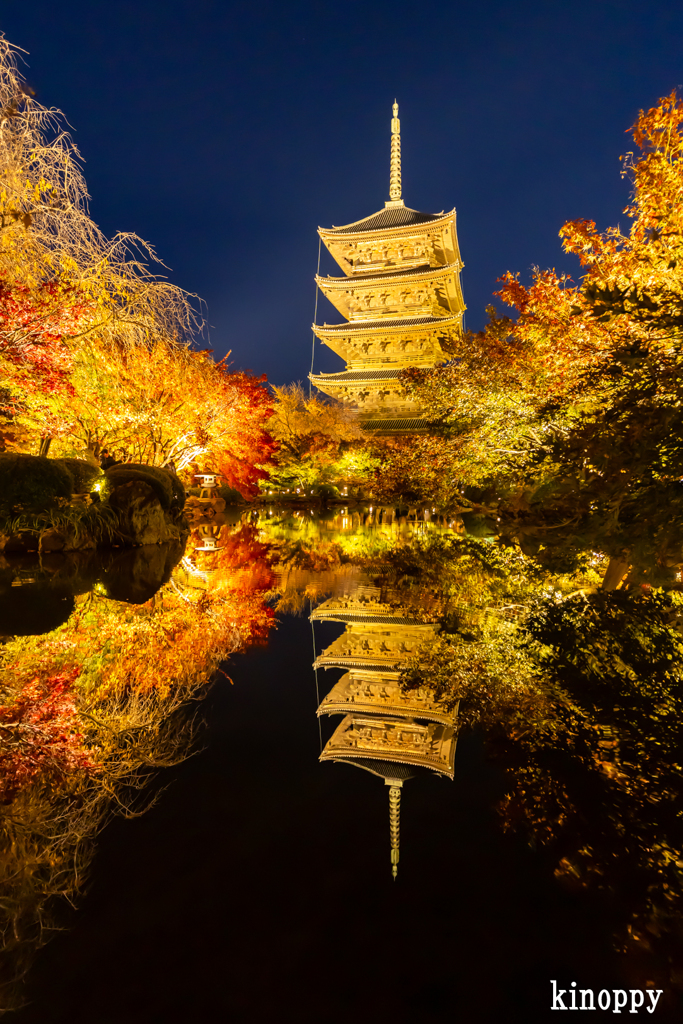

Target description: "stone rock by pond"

left=105, top=478, right=187, bottom=545
left=0, top=458, right=187, bottom=551
left=38, top=528, right=67, bottom=553
left=102, top=463, right=187, bottom=546
left=0, top=522, right=100, bottom=554
left=103, top=464, right=185, bottom=512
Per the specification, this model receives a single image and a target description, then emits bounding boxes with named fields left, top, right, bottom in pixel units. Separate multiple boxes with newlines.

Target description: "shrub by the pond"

left=55, top=458, right=103, bottom=494
left=218, top=484, right=243, bottom=504
left=0, top=454, right=73, bottom=513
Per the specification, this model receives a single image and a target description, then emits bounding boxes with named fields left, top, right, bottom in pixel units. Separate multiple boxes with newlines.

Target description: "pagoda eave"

left=310, top=598, right=439, bottom=625
left=320, top=714, right=457, bottom=779
left=321, top=206, right=453, bottom=236
left=316, top=263, right=465, bottom=323
left=310, top=370, right=404, bottom=389
left=360, top=418, right=433, bottom=434
left=317, top=672, right=457, bottom=726
left=320, top=208, right=463, bottom=276
left=312, top=313, right=462, bottom=337
left=316, top=260, right=462, bottom=291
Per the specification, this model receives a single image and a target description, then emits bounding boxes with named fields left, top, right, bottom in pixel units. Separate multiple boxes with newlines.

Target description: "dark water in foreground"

left=3, top=509, right=682, bottom=1023
left=11, top=618, right=627, bottom=1024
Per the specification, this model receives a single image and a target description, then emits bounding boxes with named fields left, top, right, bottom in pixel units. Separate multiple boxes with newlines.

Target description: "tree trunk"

left=602, top=556, right=630, bottom=591
left=38, top=436, right=52, bottom=457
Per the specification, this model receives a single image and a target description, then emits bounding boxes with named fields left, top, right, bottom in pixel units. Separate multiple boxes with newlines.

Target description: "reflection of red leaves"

left=205, top=524, right=277, bottom=593
left=0, top=665, right=97, bottom=803
left=197, top=525, right=277, bottom=646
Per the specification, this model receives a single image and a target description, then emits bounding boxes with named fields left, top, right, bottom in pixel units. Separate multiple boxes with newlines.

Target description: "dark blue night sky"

left=4, top=1, right=683, bottom=384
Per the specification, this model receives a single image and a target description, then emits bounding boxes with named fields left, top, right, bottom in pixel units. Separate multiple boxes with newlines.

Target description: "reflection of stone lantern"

left=194, top=525, right=221, bottom=552
left=194, top=471, right=221, bottom=504
left=194, top=536, right=219, bottom=552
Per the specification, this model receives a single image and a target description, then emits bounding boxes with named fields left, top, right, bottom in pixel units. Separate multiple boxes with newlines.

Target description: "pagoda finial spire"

left=387, top=778, right=402, bottom=880
left=389, top=100, right=402, bottom=204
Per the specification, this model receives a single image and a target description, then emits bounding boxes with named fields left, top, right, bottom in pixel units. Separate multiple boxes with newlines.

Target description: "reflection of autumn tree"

left=395, top=540, right=683, bottom=982
left=370, top=531, right=576, bottom=625
left=185, top=522, right=278, bottom=607
left=0, top=662, right=96, bottom=803
left=488, top=589, right=683, bottom=987
left=0, top=682, right=202, bottom=1011
left=384, top=534, right=551, bottom=724
left=0, top=525, right=276, bottom=1010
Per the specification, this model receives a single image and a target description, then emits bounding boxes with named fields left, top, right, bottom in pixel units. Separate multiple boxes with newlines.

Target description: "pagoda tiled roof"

left=317, top=261, right=460, bottom=289
left=361, top=418, right=432, bottom=432
left=319, top=613, right=426, bottom=625
left=329, top=758, right=420, bottom=782
left=315, top=314, right=460, bottom=333
left=326, top=206, right=448, bottom=234
left=310, top=368, right=403, bottom=383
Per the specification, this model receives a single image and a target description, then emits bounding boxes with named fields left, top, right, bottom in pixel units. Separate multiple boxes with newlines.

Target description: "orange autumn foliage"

left=496, top=90, right=683, bottom=398
left=0, top=40, right=273, bottom=494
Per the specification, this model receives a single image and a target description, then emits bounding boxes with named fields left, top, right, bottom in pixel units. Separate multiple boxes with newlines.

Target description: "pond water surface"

left=2, top=507, right=681, bottom=1023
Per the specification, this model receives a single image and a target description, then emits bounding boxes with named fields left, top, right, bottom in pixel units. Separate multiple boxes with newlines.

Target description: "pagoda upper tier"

left=316, top=258, right=463, bottom=322
left=319, top=206, right=462, bottom=277
left=310, top=102, right=465, bottom=432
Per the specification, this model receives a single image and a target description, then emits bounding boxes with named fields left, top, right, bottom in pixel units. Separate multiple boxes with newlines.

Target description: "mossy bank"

left=0, top=455, right=189, bottom=553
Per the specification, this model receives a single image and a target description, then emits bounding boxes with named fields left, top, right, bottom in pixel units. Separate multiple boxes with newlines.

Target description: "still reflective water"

left=1, top=506, right=682, bottom=1022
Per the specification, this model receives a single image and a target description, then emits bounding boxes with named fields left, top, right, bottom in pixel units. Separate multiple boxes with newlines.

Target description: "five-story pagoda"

left=309, top=102, right=466, bottom=434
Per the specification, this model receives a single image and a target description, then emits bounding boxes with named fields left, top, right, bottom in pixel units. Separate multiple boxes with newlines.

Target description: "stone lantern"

left=194, top=471, right=221, bottom=504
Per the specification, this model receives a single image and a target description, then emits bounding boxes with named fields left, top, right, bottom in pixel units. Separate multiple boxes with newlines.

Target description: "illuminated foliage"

left=0, top=39, right=272, bottom=496
left=264, top=383, right=369, bottom=495
left=387, top=92, right=683, bottom=590
left=369, top=434, right=465, bottom=506
left=488, top=589, right=683, bottom=979
left=66, top=339, right=274, bottom=493
left=0, top=663, right=97, bottom=804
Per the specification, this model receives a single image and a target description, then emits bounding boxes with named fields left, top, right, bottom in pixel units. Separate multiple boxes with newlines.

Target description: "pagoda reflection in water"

left=311, top=589, right=458, bottom=879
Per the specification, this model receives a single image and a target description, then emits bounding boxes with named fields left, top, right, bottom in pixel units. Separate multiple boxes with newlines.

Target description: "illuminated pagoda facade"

left=311, top=593, right=458, bottom=878
left=309, top=102, right=466, bottom=434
